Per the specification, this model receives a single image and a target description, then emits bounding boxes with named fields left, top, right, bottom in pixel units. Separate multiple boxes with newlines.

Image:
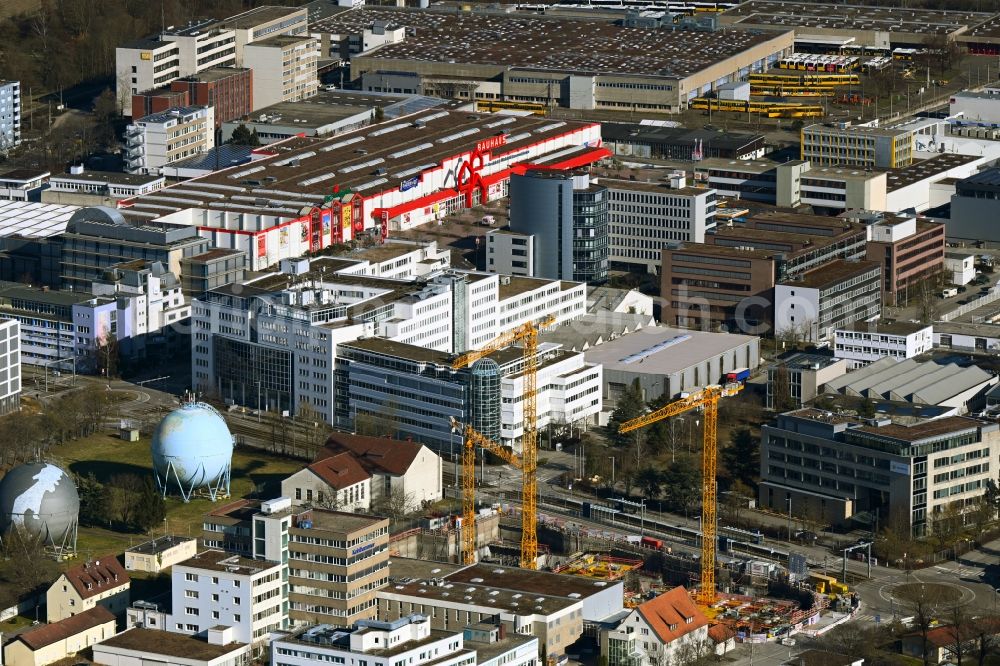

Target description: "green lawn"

left=51, top=432, right=305, bottom=562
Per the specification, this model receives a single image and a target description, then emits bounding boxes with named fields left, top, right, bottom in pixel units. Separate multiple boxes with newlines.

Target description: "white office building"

left=273, top=616, right=538, bottom=666
left=834, top=321, right=933, bottom=369
left=244, top=35, right=319, bottom=110
left=124, top=106, right=215, bottom=175
left=273, top=616, right=474, bottom=666
left=116, top=7, right=308, bottom=111
left=191, top=248, right=588, bottom=425
left=0, top=80, right=21, bottom=151
left=602, top=176, right=717, bottom=274
left=165, top=550, right=286, bottom=647
left=0, top=318, right=20, bottom=415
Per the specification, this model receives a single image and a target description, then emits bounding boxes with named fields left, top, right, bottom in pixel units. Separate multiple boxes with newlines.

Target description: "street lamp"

left=608, top=456, right=616, bottom=489
left=786, top=496, right=792, bottom=541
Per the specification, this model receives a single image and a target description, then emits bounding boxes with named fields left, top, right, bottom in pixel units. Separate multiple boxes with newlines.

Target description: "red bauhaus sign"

left=476, top=134, right=507, bottom=154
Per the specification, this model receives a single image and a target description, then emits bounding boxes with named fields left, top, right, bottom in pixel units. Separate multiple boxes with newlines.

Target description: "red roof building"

left=4, top=605, right=116, bottom=666
left=46, top=556, right=131, bottom=623
left=601, top=587, right=712, bottom=666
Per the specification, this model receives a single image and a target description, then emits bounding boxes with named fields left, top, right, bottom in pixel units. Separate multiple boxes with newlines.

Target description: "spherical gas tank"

left=151, top=402, right=234, bottom=489
left=0, top=462, right=79, bottom=545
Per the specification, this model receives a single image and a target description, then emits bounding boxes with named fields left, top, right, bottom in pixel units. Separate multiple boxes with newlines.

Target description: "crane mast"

left=619, top=383, right=741, bottom=605
left=451, top=316, right=554, bottom=569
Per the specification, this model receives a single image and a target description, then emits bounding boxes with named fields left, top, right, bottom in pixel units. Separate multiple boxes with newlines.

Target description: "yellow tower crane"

left=451, top=316, right=555, bottom=569
left=618, top=383, right=742, bottom=606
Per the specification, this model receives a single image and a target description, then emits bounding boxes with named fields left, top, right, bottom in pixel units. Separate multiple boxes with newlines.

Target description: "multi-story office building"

left=0, top=318, right=20, bottom=415
left=602, top=176, right=717, bottom=274
left=774, top=259, right=882, bottom=343
left=116, top=6, right=307, bottom=113
left=335, top=338, right=602, bottom=451
left=191, top=253, right=587, bottom=424
left=846, top=210, right=946, bottom=307
left=124, top=106, right=215, bottom=175
left=501, top=171, right=609, bottom=284
left=661, top=212, right=867, bottom=331
left=244, top=35, right=319, bottom=111
left=0, top=80, right=21, bottom=150
left=60, top=206, right=211, bottom=292
left=90, top=259, right=191, bottom=359
left=272, top=616, right=476, bottom=666
left=760, top=409, right=1000, bottom=537
left=168, top=550, right=285, bottom=646
left=834, top=321, right=933, bottom=368
left=201, top=497, right=390, bottom=627
left=0, top=282, right=115, bottom=370
left=132, top=67, right=253, bottom=127
left=180, top=248, right=248, bottom=296
left=800, top=122, right=915, bottom=169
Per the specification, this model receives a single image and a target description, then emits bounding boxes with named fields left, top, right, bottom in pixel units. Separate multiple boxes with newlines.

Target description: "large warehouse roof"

left=316, top=7, right=789, bottom=79
left=123, top=108, right=596, bottom=217
left=0, top=201, right=79, bottom=238
left=823, top=357, right=996, bottom=406
left=583, top=325, right=756, bottom=376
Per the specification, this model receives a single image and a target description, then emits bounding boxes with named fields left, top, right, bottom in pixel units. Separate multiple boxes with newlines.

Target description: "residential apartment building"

left=201, top=497, right=390, bottom=628
left=602, top=176, right=717, bottom=274
left=800, top=122, right=915, bottom=169
left=661, top=212, right=867, bottom=332
left=46, top=558, right=130, bottom=623
left=0, top=318, right=20, bottom=415
left=501, top=170, right=608, bottom=284
left=834, top=321, right=933, bottom=368
left=124, top=106, right=215, bottom=175
left=774, top=259, right=882, bottom=343
left=244, top=35, right=319, bottom=110
left=116, top=6, right=307, bottom=112
left=60, top=206, right=210, bottom=293
left=847, top=210, right=946, bottom=307
left=335, top=338, right=602, bottom=451
left=191, top=253, right=588, bottom=425
left=759, top=409, right=1000, bottom=536
left=167, top=550, right=286, bottom=646
left=0, top=80, right=21, bottom=150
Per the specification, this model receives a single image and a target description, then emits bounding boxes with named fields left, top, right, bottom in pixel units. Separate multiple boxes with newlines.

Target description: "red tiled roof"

left=62, top=556, right=129, bottom=600
left=16, top=606, right=115, bottom=651
left=316, top=432, right=425, bottom=476
left=636, top=587, right=709, bottom=645
left=308, top=451, right=371, bottom=490
left=708, top=624, right=736, bottom=643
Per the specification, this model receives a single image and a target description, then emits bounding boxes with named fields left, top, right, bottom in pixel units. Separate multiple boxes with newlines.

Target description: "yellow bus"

left=751, top=85, right=834, bottom=97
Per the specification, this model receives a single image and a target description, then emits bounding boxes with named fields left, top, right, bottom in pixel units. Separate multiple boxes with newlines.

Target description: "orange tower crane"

left=618, top=383, right=742, bottom=605
left=451, top=316, right=554, bottom=569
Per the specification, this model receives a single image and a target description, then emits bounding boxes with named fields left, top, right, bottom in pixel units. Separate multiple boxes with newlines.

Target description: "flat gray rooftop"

left=318, top=7, right=790, bottom=79
left=583, top=325, right=756, bottom=375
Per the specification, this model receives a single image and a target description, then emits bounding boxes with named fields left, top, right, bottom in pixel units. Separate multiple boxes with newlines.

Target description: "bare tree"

left=943, top=604, right=973, bottom=666
left=371, top=486, right=417, bottom=524
left=898, top=584, right=948, bottom=666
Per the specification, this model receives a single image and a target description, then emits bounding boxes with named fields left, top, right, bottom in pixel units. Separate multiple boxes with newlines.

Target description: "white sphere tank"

left=151, top=402, right=233, bottom=502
